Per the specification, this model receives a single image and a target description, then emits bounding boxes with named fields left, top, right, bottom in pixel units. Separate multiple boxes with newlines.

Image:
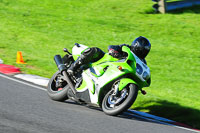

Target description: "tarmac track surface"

left=0, top=74, right=195, bottom=133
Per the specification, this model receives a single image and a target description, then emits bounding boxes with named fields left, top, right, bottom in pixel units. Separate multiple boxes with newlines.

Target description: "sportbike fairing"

left=72, top=45, right=150, bottom=105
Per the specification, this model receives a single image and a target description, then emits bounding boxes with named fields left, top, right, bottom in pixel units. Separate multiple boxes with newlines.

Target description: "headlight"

left=142, top=71, right=150, bottom=80
left=136, top=63, right=143, bottom=75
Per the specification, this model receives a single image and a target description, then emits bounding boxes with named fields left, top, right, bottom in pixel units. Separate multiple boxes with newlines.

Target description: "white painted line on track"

left=173, top=126, right=200, bottom=133
left=0, top=73, right=47, bottom=91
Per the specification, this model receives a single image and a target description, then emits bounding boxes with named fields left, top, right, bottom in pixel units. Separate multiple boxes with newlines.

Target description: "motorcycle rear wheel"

left=47, top=71, right=70, bottom=102
left=102, top=83, right=138, bottom=116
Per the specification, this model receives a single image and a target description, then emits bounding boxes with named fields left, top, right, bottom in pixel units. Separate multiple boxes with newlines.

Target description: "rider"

left=67, top=36, right=151, bottom=74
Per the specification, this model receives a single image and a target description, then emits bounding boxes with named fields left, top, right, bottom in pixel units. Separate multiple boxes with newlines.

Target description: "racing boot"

left=67, top=57, right=83, bottom=75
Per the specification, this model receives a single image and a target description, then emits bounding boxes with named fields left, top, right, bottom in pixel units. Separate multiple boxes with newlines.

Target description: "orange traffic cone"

left=16, top=51, right=26, bottom=64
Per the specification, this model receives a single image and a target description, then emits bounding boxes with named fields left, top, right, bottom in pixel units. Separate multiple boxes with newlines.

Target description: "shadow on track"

left=134, top=100, right=200, bottom=129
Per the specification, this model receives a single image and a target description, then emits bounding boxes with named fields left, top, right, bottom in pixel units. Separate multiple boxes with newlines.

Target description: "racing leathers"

left=67, top=44, right=147, bottom=74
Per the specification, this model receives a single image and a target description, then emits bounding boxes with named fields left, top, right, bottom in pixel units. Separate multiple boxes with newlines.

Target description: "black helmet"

left=131, top=36, right=151, bottom=59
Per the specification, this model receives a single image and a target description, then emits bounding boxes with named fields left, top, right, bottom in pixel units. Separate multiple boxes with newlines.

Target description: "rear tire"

left=102, top=83, right=138, bottom=116
left=47, top=71, right=70, bottom=102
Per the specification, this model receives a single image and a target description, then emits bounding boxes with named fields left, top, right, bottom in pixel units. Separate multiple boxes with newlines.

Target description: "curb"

left=0, top=64, right=21, bottom=74
left=0, top=59, right=199, bottom=132
left=14, top=74, right=49, bottom=87
left=0, top=59, right=49, bottom=86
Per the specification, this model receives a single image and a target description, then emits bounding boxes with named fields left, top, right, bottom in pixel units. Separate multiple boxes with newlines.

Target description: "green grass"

left=0, top=0, right=200, bottom=128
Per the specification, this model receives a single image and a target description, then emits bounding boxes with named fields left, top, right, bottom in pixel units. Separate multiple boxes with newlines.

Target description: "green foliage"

left=0, top=0, right=199, bottom=128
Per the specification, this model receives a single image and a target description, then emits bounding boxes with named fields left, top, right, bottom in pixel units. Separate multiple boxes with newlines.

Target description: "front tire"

left=102, top=83, right=138, bottom=116
left=47, top=71, right=70, bottom=102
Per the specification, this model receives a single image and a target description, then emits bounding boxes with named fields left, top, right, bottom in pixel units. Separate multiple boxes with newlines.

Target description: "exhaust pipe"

left=54, top=55, right=76, bottom=94
left=54, top=55, right=67, bottom=72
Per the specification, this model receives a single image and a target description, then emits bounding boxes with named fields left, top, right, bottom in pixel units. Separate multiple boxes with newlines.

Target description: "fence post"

left=159, top=0, right=166, bottom=13
left=152, top=0, right=166, bottom=14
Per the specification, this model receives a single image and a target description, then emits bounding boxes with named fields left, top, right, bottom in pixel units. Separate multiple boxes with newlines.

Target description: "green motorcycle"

left=47, top=43, right=151, bottom=116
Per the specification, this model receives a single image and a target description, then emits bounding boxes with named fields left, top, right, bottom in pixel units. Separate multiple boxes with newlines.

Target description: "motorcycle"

left=47, top=43, right=151, bottom=116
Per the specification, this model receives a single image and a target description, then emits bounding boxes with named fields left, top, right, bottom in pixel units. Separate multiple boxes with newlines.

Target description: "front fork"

left=112, top=78, right=147, bottom=96
left=112, top=81, right=120, bottom=96
left=54, top=55, right=77, bottom=95
left=110, top=80, right=122, bottom=101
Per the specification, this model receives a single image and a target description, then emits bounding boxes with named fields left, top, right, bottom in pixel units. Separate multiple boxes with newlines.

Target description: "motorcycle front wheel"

left=47, top=71, right=70, bottom=102
left=102, top=83, right=138, bottom=116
